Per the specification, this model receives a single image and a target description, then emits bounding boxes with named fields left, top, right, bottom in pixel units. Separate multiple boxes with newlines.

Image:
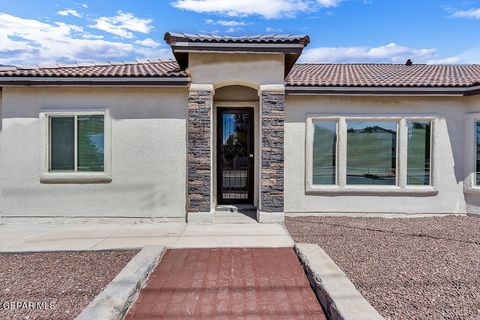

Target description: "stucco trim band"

left=39, top=108, right=113, bottom=184
left=305, top=114, right=439, bottom=195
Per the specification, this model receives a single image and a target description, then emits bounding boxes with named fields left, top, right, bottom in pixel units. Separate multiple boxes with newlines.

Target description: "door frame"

left=216, top=106, right=255, bottom=205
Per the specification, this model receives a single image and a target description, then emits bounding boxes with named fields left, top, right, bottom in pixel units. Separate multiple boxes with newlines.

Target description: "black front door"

left=217, top=108, right=254, bottom=204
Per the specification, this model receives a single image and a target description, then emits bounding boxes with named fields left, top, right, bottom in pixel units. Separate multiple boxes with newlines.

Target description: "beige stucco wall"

left=0, top=86, right=187, bottom=219
left=284, top=94, right=480, bottom=215
left=188, top=53, right=285, bottom=88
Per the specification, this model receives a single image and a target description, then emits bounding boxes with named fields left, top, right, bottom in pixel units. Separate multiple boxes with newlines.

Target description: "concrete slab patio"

left=0, top=222, right=294, bottom=252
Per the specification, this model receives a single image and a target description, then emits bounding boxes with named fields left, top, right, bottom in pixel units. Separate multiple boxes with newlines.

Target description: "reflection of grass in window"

left=78, top=115, right=104, bottom=172
left=312, top=121, right=336, bottom=185
left=347, top=123, right=397, bottom=185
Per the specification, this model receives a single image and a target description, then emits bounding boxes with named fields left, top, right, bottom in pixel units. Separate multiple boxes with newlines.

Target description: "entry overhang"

left=164, top=32, right=310, bottom=78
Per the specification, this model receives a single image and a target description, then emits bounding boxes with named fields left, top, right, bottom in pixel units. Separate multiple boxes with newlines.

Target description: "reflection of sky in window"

left=222, top=114, right=235, bottom=144
left=89, top=134, right=104, bottom=153
left=408, top=121, right=429, bottom=139
left=314, top=121, right=336, bottom=133
left=347, top=121, right=397, bottom=131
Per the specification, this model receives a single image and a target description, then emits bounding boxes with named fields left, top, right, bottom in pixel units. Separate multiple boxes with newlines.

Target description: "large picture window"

left=306, top=115, right=436, bottom=193
left=346, top=121, right=397, bottom=185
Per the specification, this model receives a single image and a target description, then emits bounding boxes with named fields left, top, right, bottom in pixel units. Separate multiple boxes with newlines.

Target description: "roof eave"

left=0, top=76, right=191, bottom=87
left=285, top=85, right=480, bottom=96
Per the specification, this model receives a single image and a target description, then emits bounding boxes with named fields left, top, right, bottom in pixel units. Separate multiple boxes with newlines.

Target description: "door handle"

left=249, top=154, right=254, bottom=158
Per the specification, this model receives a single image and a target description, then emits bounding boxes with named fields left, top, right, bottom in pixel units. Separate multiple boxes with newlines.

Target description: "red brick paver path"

left=125, top=248, right=326, bottom=319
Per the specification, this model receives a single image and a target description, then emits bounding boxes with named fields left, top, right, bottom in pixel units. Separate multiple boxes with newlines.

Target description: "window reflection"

left=476, top=121, right=480, bottom=185
left=221, top=113, right=249, bottom=200
left=347, top=121, right=397, bottom=185
left=407, top=121, right=431, bottom=185
left=312, top=121, right=337, bottom=185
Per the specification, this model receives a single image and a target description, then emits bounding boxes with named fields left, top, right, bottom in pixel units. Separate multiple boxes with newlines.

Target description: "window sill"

left=40, top=172, right=112, bottom=184
left=306, top=185, right=438, bottom=196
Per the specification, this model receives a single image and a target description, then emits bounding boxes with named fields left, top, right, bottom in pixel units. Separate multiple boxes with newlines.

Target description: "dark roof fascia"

left=171, top=41, right=305, bottom=52
left=164, top=32, right=310, bottom=45
left=285, top=85, right=480, bottom=96
left=0, top=77, right=190, bottom=87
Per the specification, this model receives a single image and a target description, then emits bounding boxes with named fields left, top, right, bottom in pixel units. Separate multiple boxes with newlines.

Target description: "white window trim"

left=464, top=113, right=480, bottom=194
left=305, top=113, right=438, bottom=195
left=39, top=108, right=112, bottom=183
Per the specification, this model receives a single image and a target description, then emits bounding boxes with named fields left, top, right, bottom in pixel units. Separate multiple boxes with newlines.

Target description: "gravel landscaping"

left=286, top=216, right=480, bottom=320
left=0, top=250, right=138, bottom=320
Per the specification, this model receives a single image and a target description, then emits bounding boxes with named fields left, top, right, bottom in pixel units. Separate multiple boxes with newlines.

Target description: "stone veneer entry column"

left=258, top=85, right=285, bottom=223
left=187, top=84, right=214, bottom=224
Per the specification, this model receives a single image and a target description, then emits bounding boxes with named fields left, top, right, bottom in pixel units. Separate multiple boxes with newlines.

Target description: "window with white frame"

left=40, top=110, right=111, bottom=182
left=476, top=120, right=480, bottom=186
left=346, top=120, right=397, bottom=185
left=406, top=121, right=431, bottom=186
left=307, top=115, right=434, bottom=192
left=312, top=120, right=337, bottom=185
left=49, top=114, right=105, bottom=172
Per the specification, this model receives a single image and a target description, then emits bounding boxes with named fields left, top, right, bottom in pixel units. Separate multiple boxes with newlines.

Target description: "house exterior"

left=1, top=32, right=480, bottom=223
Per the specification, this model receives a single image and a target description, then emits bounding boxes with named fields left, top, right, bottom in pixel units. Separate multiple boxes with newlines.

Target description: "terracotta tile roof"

left=164, top=32, right=310, bottom=45
left=2, top=59, right=480, bottom=89
left=287, top=64, right=480, bottom=88
left=0, top=60, right=187, bottom=78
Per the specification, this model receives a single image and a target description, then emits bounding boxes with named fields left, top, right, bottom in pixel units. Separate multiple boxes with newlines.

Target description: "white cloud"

left=135, top=38, right=160, bottom=48
left=432, top=47, right=480, bottom=64
left=0, top=12, right=169, bottom=66
left=135, top=47, right=172, bottom=60
left=57, top=9, right=82, bottom=17
left=81, top=33, right=104, bottom=39
left=90, top=11, right=153, bottom=39
left=206, top=19, right=247, bottom=26
left=266, top=27, right=282, bottom=32
left=451, top=8, right=480, bottom=19
left=81, top=4, right=89, bottom=8
left=173, top=0, right=341, bottom=19
left=300, top=43, right=438, bottom=63
left=225, top=27, right=240, bottom=33
left=426, top=57, right=461, bottom=64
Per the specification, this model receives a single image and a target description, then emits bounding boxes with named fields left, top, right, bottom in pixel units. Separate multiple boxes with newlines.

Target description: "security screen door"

left=217, top=108, right=254, bottom=204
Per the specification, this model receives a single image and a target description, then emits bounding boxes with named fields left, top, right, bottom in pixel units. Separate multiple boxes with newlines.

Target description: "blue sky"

left=1, top=0, right=480, bottom=66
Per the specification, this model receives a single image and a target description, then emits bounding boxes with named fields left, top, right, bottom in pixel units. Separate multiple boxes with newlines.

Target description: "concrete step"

left=215, top=204, right=256, bottom=213
left=214, top=205, right=258, bottom=224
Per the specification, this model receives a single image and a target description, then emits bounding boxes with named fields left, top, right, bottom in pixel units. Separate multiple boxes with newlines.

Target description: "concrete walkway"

left=0, top=222, right=294, bottom=252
